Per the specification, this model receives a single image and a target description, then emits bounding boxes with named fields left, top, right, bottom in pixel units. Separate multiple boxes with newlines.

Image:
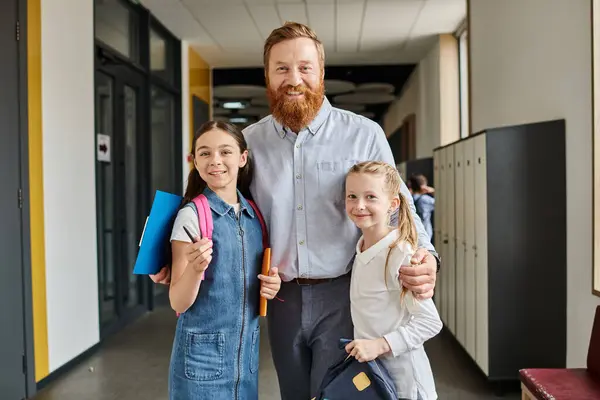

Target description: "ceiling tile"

left=336, top=1, right=364, bottom=53
left=360, top=1, right=423, bottom=51
left=144, top=2, right=214, bottom=44
left=244, top=0, right=275, bottom=3
left=277, top=3, right=309, bottom=25
left=247, top=5, right=282, bottom=40
left=307, top=3, right=335, bottom=50
left=182, top=2, right=263, bottom=49
left=410, top=0, right=466, bottom=36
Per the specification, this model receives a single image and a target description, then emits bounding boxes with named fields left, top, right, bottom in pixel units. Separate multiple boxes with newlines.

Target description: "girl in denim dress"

left=168, top=121, right=281, bottom=400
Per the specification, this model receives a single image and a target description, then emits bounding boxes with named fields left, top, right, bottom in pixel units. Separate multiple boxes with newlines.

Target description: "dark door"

left=95, top=56, right=148, bottom=337
left=0, top=0, right=27, bottom=397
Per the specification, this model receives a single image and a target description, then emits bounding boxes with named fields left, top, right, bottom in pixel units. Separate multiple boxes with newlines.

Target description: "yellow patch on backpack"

left=352, top=372, right=371, bottom=391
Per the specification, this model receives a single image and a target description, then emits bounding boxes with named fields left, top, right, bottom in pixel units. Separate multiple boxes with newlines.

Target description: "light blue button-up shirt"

left=243, top=97, right=436, bottom=282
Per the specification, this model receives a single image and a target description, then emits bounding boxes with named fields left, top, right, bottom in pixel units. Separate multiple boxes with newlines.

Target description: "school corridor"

left=30, top=306, right=519, bottom=400
left=2, top=0, right=600, bottom=399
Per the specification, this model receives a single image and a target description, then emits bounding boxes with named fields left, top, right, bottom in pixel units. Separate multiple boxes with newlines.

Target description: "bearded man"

left=152, top=21, right=440, bottom=398
left=241, top=22, right=441, bottom=399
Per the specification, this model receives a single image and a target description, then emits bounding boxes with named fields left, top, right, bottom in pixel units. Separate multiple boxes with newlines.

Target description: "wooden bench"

left=519, top=305, right=600, bottom=400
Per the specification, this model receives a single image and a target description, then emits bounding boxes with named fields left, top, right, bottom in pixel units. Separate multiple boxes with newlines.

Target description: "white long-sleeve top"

left=350, top=229, right=443, bottom=400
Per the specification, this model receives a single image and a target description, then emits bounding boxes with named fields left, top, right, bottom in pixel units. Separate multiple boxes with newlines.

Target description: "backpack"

left=312, top=339, right=398, bottom=400
left=179, top=194, right=271, bottom=316
left=413, top=194, right=426, bottom=222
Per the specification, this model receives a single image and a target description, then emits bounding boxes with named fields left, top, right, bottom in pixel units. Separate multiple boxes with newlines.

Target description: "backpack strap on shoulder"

left=190, top=194, right=213, bottom=281
left=191, top=194, right=213, bottom=240
left=248, top=200, right=268, bottom=249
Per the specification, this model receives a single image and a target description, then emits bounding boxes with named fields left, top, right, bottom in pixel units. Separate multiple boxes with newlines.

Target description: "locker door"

left=439, top=148, right=448, bottom=324
left=446, top=146, right=456, bottom=335
left=464, top=138, right=477, bottom=359
left=432, top=151, right=442, bottom=313
left=454, top=142, right=466, bottom=347
left=474, top=134, right=489, bottom=375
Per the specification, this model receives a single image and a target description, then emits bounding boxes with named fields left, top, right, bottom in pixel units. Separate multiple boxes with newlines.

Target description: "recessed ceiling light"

left=230, top=117, right=248, bottom=123
left=222, top=102, right=246, bottom=109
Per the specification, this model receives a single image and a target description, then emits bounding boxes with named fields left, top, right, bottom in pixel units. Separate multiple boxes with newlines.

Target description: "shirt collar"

left=202, top=187, right=254, bottom=218
left=355, top=229, right=401, bottom=265
left=272, top=96, right=332, bottom=138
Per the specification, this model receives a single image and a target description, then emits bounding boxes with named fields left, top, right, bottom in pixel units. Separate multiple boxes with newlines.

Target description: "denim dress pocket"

left=249, top=326, right=260, bottom=374
left=184, top=332, right=225, bottom=381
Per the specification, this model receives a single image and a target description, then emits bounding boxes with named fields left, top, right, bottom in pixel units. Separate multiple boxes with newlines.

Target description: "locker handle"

left=443, top=240, right=448, bottom=244
left=472, top=245, right=477, bottom=250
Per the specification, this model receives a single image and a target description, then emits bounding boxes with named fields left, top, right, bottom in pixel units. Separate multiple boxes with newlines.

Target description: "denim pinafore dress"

left=168, top=188, right=264, bottom=400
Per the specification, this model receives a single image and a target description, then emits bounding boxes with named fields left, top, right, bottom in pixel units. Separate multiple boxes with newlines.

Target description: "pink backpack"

left=176, top=194, right=272, bottom=316
left=190, top=194, right=269, bottom=272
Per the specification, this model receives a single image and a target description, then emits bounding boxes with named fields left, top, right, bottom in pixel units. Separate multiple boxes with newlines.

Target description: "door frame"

left=17, top=0, right=37, bottom=395
left=95, top=59, right=151, bottom=339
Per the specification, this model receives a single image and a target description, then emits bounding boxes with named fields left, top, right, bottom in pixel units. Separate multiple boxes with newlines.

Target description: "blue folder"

left=133, top=190, right=183, bottom=275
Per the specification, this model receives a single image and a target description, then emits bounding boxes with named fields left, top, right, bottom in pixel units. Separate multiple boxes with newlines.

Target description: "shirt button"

left=299, top=240, right=305, bottom=245
left=296, top=174, right=302, bottom=179
left=297, top=205, right=303, bottom=210
left=300, top=273, right=307, bottom=278
left=296, top=144, right=301, bottom=148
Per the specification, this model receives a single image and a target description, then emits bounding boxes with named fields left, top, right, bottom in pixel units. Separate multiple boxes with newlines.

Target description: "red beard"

left=267, top=80, right=325, bottom=133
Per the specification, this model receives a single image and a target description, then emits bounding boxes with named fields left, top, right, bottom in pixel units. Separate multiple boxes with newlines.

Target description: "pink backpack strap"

left=248, top=200, right=268, bottom=249
left=191, top=194, right=213, bottom=240
left=190, top=194, right=213, bottom=281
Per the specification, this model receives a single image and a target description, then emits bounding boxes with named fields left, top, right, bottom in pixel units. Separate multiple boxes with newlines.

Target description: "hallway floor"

left=32, top=307, right=520, bottom=400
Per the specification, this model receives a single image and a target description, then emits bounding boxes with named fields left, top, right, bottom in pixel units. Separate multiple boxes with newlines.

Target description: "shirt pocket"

left=317, top=159, right=360, bottom=206
left=184, top=332, right=225, bottom=381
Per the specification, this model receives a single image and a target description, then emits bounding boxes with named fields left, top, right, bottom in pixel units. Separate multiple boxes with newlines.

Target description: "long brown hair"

left=347, top=161, right=417, bottom=298
left=182, top=121, right=253, bottom=206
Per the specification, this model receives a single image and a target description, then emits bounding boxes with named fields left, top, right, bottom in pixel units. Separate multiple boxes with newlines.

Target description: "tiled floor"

left=32, top=307, right=520, bottom=400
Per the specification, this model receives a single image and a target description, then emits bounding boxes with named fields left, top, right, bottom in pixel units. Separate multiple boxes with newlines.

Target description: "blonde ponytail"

left=346, top=161, right=418, bottom=299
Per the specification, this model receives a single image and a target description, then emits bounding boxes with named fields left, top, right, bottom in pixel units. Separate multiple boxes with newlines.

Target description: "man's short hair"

left=263, top=21, right=325, bottom=70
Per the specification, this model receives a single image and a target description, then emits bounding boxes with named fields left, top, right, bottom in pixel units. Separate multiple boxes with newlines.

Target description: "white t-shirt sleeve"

left=170, top=206, right=201, bottom=243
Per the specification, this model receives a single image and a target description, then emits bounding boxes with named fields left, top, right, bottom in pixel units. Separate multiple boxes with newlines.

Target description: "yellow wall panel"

left=27, top=0, right=49, bottom=382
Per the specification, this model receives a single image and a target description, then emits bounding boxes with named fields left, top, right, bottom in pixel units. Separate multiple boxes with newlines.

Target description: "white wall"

left=470, top=0, right=599, bottom=367
left=181, top=41, right=190, bottom=192
left=383, top=37, right=457, bottom=159
left=384, top=67, right=420, bottom=137
left=42, top=0, right=99, bottom=371
left=418, top=41, right=441, bottom=156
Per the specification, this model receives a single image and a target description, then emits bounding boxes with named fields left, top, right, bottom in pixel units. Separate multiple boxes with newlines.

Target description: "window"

left=150, top=27, right=175, bottom=84
left=95, top=0, right=139, bottom=62
left=150, top=86, right=176, bottom=195
left=593, top=0, right=600, bottom=296
left=457, top=25, right=469, bottom=138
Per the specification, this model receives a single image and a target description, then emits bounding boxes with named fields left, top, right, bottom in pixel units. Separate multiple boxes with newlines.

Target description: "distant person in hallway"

left=344, top=161, right=442, bottom=400
left=167, top=121, right=281, bottom=400
left=151, top=22, right=440, bottom=399
left=409, top=174, right=435, bottom=241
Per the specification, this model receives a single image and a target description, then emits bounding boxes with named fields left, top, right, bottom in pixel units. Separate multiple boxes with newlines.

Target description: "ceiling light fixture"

left=222, top=101, right=246, bottom=109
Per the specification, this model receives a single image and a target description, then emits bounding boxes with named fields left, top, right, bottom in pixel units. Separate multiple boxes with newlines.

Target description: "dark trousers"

left=267, top=274, right=353, bottom=400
